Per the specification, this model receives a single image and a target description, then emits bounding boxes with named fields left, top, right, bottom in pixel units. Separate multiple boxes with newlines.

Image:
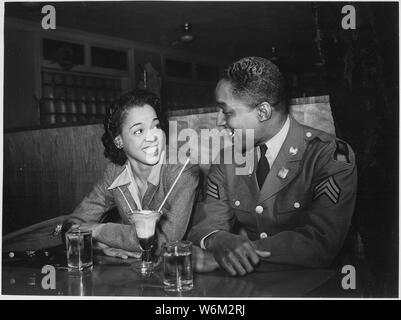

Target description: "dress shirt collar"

left=261, top=115, right=290, bottom=166
left=107, top=149, right=166, bottom=190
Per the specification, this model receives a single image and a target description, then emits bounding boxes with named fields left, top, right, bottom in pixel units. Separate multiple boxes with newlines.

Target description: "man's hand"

left=192, top=245, right=220, bottom=273
left=94, top=241, right=141, bottom=260
left=205, top=231, right=271, bottom=276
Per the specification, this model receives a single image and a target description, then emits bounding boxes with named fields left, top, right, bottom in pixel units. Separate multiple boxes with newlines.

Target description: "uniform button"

left=255, top=205, right=263, bottom=214
left=235, top=200, right=240, bottom=207
left=294, top=202, right=300, bottom=209
left=260, top=232, right=268, bottom=239
left=306, top=132, right=312, bottom=138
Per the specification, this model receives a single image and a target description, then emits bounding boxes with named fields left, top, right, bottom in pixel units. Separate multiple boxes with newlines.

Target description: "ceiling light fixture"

left=269, top=47, right=279, bottom=62
left=180, top=23, right=196, bottom=43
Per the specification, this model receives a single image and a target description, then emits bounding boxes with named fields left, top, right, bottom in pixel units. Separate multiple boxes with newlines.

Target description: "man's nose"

left=216, top=110, right=226, bottom=127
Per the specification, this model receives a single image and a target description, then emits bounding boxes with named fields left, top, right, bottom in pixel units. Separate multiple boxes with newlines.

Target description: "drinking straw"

left=157, top=157, right=190, bottom=213
left=76, top=227, right=81, bottom=270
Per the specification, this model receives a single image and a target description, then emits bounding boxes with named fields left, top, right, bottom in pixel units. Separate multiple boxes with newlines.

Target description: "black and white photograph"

left=0, top=1, right=399, bottom=302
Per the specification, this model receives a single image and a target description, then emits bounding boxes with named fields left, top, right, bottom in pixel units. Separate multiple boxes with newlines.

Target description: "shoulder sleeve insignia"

left=313, top=176, right=341, bottom=204
left=334, top=140, right=350, bottom=163
left=206, top=178, right=220, bottom=200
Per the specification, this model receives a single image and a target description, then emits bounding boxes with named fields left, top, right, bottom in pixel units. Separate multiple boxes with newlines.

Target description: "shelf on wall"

left=40, top=70, right=122, bottom=126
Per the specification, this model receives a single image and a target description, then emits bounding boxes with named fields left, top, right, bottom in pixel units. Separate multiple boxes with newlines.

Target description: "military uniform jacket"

left=188, top=116, right=357, bottom=267
left=66, top=161, right=199, bottom=253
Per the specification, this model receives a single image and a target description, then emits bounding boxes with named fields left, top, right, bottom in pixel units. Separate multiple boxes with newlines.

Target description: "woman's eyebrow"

left=130, top=118, right=158, bottom=129
left=129, top=122, right=142, bottom=130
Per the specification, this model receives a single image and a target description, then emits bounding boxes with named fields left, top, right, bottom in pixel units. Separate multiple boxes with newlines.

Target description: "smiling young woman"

left=63, top=89, right=200, bottom=259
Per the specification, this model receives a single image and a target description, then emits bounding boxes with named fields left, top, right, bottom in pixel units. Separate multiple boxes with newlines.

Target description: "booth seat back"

left=3, top=124, right=108, bottom=233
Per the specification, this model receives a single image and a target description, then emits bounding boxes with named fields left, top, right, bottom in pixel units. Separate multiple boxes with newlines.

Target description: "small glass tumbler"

left=67, top=270, right=93, bottom=296
left=162, top=241, right=193, bottom=292
left=65, top=229, right=93, bottom=271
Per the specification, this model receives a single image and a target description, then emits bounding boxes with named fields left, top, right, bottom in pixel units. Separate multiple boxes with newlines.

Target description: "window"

left=165, top=59, right=192, bottom=79
left=91, top=47, right=128, bottom=70
left=42, top=39, right=85, bottom=69
left=196, top=64, right=219, bottom=81
left=40, top=70, right=122, bottom=126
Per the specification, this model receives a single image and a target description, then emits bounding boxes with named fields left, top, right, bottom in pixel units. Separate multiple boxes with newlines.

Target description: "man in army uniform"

left=188, top=57, right=357, bottom=276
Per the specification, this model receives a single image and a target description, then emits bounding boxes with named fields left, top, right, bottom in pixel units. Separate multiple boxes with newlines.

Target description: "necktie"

left=256, top=144, right=270, bottom=189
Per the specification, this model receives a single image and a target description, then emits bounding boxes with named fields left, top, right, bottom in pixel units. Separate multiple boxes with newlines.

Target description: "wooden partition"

left=3, top=124, right=108, bottom=234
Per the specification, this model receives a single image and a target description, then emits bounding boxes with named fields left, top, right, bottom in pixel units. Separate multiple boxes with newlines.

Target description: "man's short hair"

left=222, top=56, right=287, bottom=113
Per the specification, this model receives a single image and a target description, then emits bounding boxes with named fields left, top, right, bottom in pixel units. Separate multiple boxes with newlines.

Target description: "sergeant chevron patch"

left=206, top=178, right=220, bottom=200
left=313, top=176, right=341, bottom=204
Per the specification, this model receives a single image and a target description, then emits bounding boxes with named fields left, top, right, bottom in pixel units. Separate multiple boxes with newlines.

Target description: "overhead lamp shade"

left=270, top=47, right=279, bottom=62
left=180, top=23, right=196, bottom=43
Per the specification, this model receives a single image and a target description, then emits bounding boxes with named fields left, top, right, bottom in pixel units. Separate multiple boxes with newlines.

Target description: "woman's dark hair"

left=101, top=89, right=167, bottom=165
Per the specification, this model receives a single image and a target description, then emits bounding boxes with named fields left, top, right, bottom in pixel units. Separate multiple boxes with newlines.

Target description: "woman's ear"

left=114, top=136, right=123, bottom=149
left=256, top=102, right=272, bottom=122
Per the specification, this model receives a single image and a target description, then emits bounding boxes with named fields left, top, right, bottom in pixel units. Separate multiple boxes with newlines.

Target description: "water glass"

left=67, top=270, right=93, bottom=296
left=162, top=241, right=193, bottom=292
left=65, top=229, right=93, bottom=271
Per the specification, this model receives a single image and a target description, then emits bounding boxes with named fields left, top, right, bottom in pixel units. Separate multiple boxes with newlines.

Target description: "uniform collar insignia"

left=289, top=146, right=298, bottom=155
left=278, top=167, right=289, bottom=179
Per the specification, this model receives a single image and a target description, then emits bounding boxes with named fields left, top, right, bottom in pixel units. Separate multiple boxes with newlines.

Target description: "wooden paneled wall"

left=3, top=124, right=108, bottom=234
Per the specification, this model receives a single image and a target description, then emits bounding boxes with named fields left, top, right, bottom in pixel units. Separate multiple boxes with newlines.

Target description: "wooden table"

left=2, top=253, right=352, bottom=297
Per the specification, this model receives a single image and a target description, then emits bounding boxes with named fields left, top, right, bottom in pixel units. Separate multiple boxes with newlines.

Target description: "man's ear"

left=114, top=136, right=123, bottom=149
left=256, top=102, right=272, bottom=122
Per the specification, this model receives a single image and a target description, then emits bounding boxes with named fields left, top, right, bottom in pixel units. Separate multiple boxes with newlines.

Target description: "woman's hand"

left=69, top=223, right=141, bottom=259
left=94, top=241, right=141, bottom=260
left=69, top=223, right=104, bottom=238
